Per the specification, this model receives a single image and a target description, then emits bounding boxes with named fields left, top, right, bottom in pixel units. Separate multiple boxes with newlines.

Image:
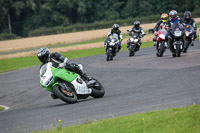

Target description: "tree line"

left=0, top=0, right=200, bottom=39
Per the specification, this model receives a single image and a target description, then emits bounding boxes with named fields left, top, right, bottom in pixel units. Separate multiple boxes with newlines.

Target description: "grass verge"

left=0, top=106, right=4, bottom=111
left=34, top=105, right=200, bottom=133
left=0, top=41, right=153, bottom=73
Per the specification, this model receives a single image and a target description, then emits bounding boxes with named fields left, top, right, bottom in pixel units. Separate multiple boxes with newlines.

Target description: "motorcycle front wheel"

left=53, top=82, right=77, bottom=104
left=176, top=44, right=182, bottom=57
left=183, top=39, right=189, bottom=53
left=158, top=41, right=166, bottom=57
left=129, top=45, right=135, bottom=57
left=106, top=49, right=111, bottom=61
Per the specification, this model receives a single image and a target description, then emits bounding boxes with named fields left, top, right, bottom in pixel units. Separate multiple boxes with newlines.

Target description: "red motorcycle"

left=155, top=29, right=168, bottom=57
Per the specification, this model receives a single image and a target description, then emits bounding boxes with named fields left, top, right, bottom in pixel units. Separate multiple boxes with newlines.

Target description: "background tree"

left=0, top=0, right=199, bottom=38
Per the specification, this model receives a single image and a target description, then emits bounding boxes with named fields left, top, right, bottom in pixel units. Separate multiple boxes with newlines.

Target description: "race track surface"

left=0, top=41, right=200, bottom=132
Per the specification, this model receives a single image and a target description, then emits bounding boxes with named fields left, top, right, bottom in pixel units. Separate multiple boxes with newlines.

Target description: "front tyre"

left=129, top=45, right=135, bottom=57
left=183, top=39, right=189, bottom=53
left=158, top=41, right=166, bottom=57
left=53, top=83, right=77, bottom=104
left=90, top=78, right=105, bottom=98
left=176, top=44, right=181, bottom=57
left=106, top=49, right=111, bottom=61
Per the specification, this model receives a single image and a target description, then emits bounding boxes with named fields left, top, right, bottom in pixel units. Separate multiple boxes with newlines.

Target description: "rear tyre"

left=90, top=78, right=105, bottom=98
left=53, top=83, right=77, bottom=104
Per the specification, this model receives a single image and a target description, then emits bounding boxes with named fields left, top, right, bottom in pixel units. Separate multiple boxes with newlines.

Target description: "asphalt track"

left=0, top=41, right=200, bottom=133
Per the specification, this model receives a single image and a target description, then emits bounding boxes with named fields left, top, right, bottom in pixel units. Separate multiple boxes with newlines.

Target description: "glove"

left=142, top=34, right=146, bottom=38
left=70, top=63, right=78, bottom=67
left=58, top=63, right=65, bottom=68
left=154, top=31, right=158, bottom=36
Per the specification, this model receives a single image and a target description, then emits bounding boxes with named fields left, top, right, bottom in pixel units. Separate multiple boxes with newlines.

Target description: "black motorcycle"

left=183, top=24, right=194, bottom=53
left=105, top=34, right=119, bottom=61
left=169, top=22, right=184, bottom=57
left=127, top=32, right=141, bottom=57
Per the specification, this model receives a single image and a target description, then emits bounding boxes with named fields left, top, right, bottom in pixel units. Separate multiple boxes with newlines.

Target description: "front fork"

left=173, top=40, right=183, bottom=50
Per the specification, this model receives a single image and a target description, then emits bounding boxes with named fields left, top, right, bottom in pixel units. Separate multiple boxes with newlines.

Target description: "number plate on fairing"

left=174, top=31, right=182, bottom=37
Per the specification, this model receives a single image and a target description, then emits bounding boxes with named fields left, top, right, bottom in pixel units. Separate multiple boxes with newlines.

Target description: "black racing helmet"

left=134, top=21, right=140, bottom=29
left=184, top=11, right=191, bottom=20
left=37, top=47, right=50, bottom=63
left=112, top=24, right=119, bottom=31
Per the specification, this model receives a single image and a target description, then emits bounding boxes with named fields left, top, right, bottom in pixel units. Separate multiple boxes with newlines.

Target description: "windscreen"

left=40, top=63, right=48, bottom=77
left=171, top=23, right=184, bottom=33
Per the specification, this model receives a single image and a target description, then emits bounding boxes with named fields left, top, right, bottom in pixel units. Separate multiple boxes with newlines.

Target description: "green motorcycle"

left=40, top=62, right=105, bottom=104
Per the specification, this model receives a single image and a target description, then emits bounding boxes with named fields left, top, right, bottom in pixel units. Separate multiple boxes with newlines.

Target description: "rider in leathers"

left=37, top=47, right=92, bottom=99
left=153, top=13, right=168, bottom=46
left=165, top=10, right=184, bottom=56
left=127, top=21, right=146, bottom=50
left=182, top=11, right=197, bottom=45
left=104, top=24, right=123, bottom=52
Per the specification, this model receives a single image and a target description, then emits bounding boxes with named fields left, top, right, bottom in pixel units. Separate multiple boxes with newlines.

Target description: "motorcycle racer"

left=165, top=10, right=184, bottom=56
left=127, top=21, right=146, bottom=48
left=37, top=47, right=92, bottom=99
left=104, top=24, right=123, bottom=52
left=182, top=11, right=197, bottom=43
left=153, top=13, right=168, bottom=46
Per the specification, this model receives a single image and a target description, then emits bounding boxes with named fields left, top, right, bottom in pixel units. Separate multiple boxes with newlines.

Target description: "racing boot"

left=153, top=41, right=157, bottom=47
left=191, top=41, right=194, bottom=46
left=153, top=36, right=157, bottom=46
left=81, top=73, right=96, bottom=88
left=127, top=44, right=130, bottom=48
left=51, top=93, right=58, bottom=99
left=117, top=45, right=122, bottom=52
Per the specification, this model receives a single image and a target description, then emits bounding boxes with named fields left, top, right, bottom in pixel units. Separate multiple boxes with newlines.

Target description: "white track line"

left=0, top=105, right=10, bottom=111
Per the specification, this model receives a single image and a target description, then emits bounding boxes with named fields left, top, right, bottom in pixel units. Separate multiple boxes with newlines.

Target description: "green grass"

left=47, top=37, right=106, bottom=48
left=0, top=106, right=4, bottom=111
left=34, top=105, right=200, bottom=133
left=197, top=23, right=200, bottom=28
left=0, top=41, right=153, bottom=73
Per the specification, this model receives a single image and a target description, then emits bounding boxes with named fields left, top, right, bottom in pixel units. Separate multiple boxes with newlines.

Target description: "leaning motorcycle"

left=155, top=29, right=168, bottom=57
left=105, top=33, right=119, bottom=61
left=127, top=33, right=141, bottom=56
left=40, top=62, right=105, bottom=104
left=169, top=22, right=184, bottom=57
left=183, top=24, right=194, bottom=53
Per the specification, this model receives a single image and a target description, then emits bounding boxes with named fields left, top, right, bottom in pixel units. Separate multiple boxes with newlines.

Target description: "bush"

left=192, top=9, right=200, bottom=18
left=17, top=10, right=200, bottom=38
left=0, top=33, right=20, bottom=41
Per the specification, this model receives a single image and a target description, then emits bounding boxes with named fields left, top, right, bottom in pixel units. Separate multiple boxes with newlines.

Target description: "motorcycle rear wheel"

left=90, top=78, right=105, bottom=98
